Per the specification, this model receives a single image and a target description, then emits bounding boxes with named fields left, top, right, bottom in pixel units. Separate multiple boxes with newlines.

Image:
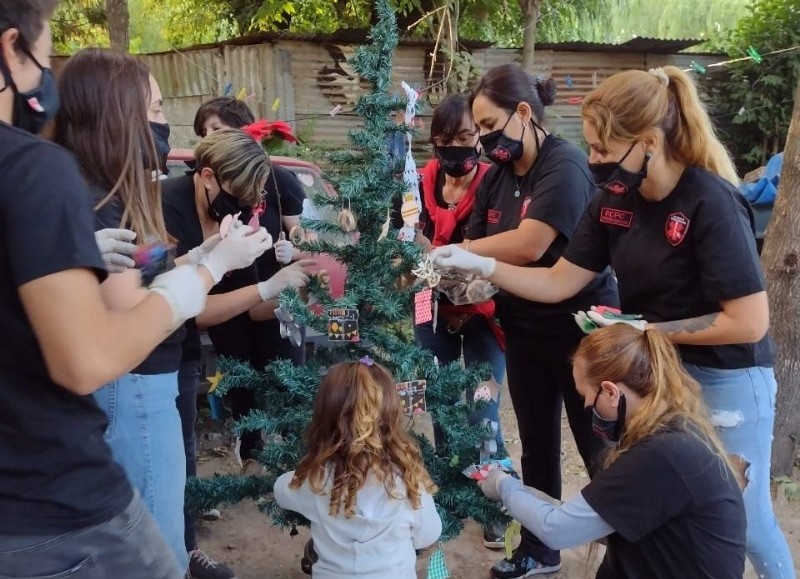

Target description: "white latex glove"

left=477, top=468, right=511, bottom=502
left=585, top=306, right=647, bottom=331
left=186, top=234, right=222, bottom=266
left=95, top=228, right=137, bottom=272
left=430, top=244, right=496, bottom=278
left=199, top=225, right=273, bottom=283
left=148, top=265, right=207, bottom=328
left=273, top=232, right=294, bottom=265
left=257, top=259, right=315, bottom=301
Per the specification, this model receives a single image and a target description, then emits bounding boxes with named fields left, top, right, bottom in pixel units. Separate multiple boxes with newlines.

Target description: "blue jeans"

left=0, top=491, right=182, bottom=579
left=685, top=365, right=795, bottom=579
left=415, top=313, right=506, bottom=454
left=93, top=372, right=188, bottom=574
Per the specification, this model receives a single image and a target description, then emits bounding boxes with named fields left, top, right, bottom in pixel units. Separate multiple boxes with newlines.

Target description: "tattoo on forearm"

left=653, top=312, right=720, bottom=335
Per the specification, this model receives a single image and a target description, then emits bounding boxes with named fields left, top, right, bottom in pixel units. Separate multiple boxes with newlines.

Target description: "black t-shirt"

left=94, top=192, right=184, bottom=374
left=466, top=134, right=618, bottom=334
left=563, top=166, right=775, bottom=369
left=0, top=123, right=132, bottom=533
left=162, top=174, right=206, bottom=363
left=161, top=174, right=262, bottom=366
left=253, top=165, right=305, bottom=364
left=162, top=169, right=304, bottom=367
left=582, top=424, right=746, bottom=579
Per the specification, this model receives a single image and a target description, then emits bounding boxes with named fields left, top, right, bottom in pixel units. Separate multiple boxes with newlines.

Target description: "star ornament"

left=411, top=256, right=442, bottom=288
left=206, top=370, right=223, bottom=393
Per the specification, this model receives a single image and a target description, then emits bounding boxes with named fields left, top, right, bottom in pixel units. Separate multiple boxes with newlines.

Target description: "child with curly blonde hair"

left=274, top=358, right=442, bottom=578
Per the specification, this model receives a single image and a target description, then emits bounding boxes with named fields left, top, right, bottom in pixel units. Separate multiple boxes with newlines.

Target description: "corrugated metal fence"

left=54, top=39, right=717, bottom=151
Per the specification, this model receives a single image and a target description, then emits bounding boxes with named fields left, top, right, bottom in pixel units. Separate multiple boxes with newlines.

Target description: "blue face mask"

left=0, top=45, right=60, bottom=135
left=585, top=392, right=627, bottom=442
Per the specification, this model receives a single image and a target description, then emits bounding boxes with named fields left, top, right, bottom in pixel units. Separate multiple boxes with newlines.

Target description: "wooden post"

left=761, top=80, right=800, bottom=476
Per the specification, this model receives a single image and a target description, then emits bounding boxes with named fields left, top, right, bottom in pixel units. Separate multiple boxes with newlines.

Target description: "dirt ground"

left=194, top=383, right=800, bottom=578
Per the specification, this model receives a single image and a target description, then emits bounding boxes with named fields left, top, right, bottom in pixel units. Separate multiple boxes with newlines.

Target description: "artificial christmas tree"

left=186, top=0, right=506, bottom=542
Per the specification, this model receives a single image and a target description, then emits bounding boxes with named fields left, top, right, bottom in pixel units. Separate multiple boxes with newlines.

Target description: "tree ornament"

left=400, top=192, right=421, bottom=228
left=377, top=208, right=391, bottom=241
left=337, top=199, right=357, bottom=233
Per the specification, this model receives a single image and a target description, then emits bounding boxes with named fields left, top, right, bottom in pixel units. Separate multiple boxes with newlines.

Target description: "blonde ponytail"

left=575, top=326, right=742, bottom=488
left=582, top=67, right=740, bottom=186
left=661, top=66, right=740, bottom=186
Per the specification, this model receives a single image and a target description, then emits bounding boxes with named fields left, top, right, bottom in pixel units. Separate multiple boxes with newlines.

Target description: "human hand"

left=148, top=265, right=207, bottom=328
left=429, top=244, right=496, bottom=278
left=477, top=468, right=511, bottom=502
left=95, top=228, right=137, bottom=272
left=257, top=259, right=317, bottom=301
left=199, top=225, right=273, bottom=283
left=574, top=305, right=647, bottom=334
left=186, top=234, right=221, bottom=266
left=274, top=232, right=294, bottom=265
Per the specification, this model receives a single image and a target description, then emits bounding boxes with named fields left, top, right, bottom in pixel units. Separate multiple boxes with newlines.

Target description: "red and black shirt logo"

left=665, top=212, right=690, bottom=246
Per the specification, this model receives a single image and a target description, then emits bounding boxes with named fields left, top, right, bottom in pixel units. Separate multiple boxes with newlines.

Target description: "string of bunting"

left=685, top=44, right=800, bottom=75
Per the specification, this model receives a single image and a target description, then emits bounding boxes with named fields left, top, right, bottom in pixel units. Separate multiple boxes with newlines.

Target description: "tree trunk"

left=105, top=0, right=129, bottom=52
left=762, top=79, right=800, bottom=477
left=519, top=0, right=541, bottom=72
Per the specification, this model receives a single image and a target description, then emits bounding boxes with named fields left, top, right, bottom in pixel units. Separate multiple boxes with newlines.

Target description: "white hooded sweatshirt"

left=274, top=469, right=442, bottom=579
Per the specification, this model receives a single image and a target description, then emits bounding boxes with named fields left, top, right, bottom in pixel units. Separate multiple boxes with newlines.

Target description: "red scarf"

left=420, top=159, right=504, bottom=351
left=420, top=158, right=490, bottom=247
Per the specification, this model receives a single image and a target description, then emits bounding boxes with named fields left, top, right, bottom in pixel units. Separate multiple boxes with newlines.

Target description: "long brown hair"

left=582, top=66, right=739, bottom=186
left=291, top=361, right=437, bottom=518
left=53, top=48, right=167, bottom=242
left=574, top=325, right=740, bottom=484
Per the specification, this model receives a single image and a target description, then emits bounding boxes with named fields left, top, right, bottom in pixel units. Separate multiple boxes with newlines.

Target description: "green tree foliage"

left=52, top=0, right=750, bottom=55
left=700, top=0, right=800, bottom=171
left=52, top=0, right=108, bottom=53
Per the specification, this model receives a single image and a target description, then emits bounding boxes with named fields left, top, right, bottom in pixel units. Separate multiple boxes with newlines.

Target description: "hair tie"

left=648, top=68, right=669, bottom=87
left=359, top=355, right=374, bottom=367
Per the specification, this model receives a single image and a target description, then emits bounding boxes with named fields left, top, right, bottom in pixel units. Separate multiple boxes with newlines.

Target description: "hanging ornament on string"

left=426, top=545, right=450, bottom=579
left=398, top=80, right=422, bottom=242
left=337, top=198, right=357, bottom=233
left=377, top=208, right=392, bottom=241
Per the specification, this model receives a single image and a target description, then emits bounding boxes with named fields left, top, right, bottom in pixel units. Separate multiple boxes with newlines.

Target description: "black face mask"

left=479, top=113, right=525, bottom=166
left=0, top=45, right=59, bottom=135
left=589, top=143, right=651, bottom=196
left=435, top=145, right=480, bottom=178
left=586, top=392, right=627, bottom=443
left=206, top=176, right=248, bottom=223
left=149, top=121, right=171, bottom=174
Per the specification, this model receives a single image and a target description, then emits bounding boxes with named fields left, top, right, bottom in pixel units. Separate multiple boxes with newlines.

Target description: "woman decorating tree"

left=433, top=65, right=794, bottom=578
left=53, top=49, right=275, bottom=576
left=478, top=324, right=746, bottom=579
left=459, top=63, right=618, bottom=578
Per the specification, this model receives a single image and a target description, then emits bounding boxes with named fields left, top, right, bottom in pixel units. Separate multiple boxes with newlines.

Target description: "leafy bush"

left=701, top=0, right=800, bottom=173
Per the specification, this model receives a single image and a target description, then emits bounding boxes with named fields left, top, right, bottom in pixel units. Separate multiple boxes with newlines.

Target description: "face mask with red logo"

left=589, top=143, right=651, bottom=195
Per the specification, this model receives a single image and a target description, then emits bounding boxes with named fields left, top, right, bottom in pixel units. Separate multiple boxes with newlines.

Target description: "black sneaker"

left=300, top=538, right=318, bottom=575
left=188, top=550, right=236, bottom=579
left=483, top=520, right=507, bottom=549
left=490, top=548, right=561, bottom=578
